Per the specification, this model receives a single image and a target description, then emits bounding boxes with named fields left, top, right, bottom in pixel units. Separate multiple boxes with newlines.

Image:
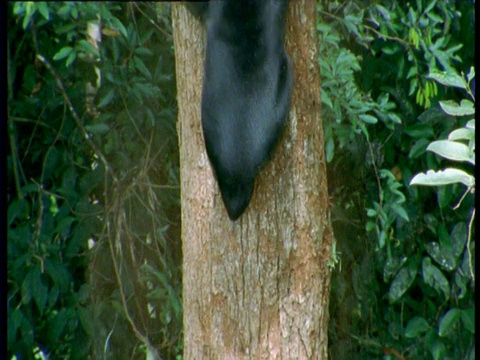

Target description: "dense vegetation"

left=319, top=1, right=475, bottom=359
left=7, top=1, right=474, bottom=359
left=8, top=3, right=181, bottom=359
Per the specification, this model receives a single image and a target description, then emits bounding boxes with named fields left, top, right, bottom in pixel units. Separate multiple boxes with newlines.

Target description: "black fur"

left=186, top=0, right=292, bottom=220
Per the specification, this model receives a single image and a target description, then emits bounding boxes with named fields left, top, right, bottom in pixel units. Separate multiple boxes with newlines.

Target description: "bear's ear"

left=184, top=1, right=209, bottom=22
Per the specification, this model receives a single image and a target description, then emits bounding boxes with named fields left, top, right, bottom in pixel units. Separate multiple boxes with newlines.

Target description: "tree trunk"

left=172, top=1, right=333, bottom=358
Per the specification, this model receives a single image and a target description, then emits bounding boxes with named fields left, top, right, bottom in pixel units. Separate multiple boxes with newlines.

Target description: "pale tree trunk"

left=172, top=1, right=333, bottom=359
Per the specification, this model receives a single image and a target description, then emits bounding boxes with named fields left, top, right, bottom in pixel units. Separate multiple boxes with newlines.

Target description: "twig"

left=363, top=24, right=410, bottom=48
left=466, top=208, right=475, bottom=282
left=367, top=139, right=383, bottom=207
left=107, top=200, right=162, bottom=360
left=7, top=41, right=24, bottom=200
left=132, top=2, right=172, bottom=39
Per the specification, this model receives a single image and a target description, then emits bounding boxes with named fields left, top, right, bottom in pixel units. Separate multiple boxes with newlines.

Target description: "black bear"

left=186, top=0, right=292, bottom=220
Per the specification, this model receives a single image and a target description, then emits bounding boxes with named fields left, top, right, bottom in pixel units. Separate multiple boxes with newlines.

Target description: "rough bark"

left=172, top=1, right=333, bottom=358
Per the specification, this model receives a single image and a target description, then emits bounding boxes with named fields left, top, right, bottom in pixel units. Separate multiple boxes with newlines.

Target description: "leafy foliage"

left=8, top=2, right=182, bottom=359
left=7, top=1, right=475, bottom=359
left=411, top=68, right=475, bottom=188
left=319, top=1, right=474, bottom=359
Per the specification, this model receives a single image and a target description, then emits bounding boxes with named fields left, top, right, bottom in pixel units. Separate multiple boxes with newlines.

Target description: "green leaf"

left=436, top=186, right=451, bottom=209
left=391, top=204, right=409, bottom=222
left=65, top=51, right=77, bottom=67
left=388, top=259, right=418, bottom=303
left=8, top=199, right=28, bottom=227
left=466, top=67, right=475, bottom=83
left=13, top=2, right=26, bottom=15
left=71, top=6, right=78, bottom=19
left=22, top=2, right=37, bottom=29
left=133, top=56, right=152, bottom=79
left=45, top=260, right=72, bottom=290
left=33, top=271, right=49, bottom=314
left=76, top=39, right=99, bottom=57
left=321, top=91, right=333, bottom=111
left=54, top=216, right=76, bottom=235
left=454, top=271, right=468, bottom=299
left=426, top=12, right=443, bottom=24
left=53, top=46, right=74, bottom=61
left=406, top=66, right=417, bottom=79
left=374, top=4, right=391, bottom=21
left=448, top=128, right=474, bottom=142
left=8, top=308, right=24, bottom=347
left=417, top=107, right=448, bottom=123
left=405, top=124, right=434, bottom=139
left=438, top=308, right=461, bottom=337
left=47, top=285, right=59, bottom=309
left=49, top=195, right=59, bottom=216
left=387, top=113, right=402, bottom=124
left=428, top=338, right=446, bottom=360
left=425, top=242, right=455, bottom=272
left=85, top=123, right=110, bottom=135
left=22, top=270, right=33, bottom=303
left=57, top=3, right=71, bottom=17
left=55, top=23, right=78, bottom=35
left=37, top=2, right=50, bottom=20
left=110, top=16, right=128, bottom=38
left=461, top=308, right=475, bottom=334
left=46, top=309, right=69, bottom=342
left=97, top=89, right=115, bottom=108
left=78, top=306, right=93, bottom=336
left=77, top=284, right=91, bottom=304
left=365, top=221, right=375, bottom=232
left=326, top=137, right=334, bottom=163
left=450, top=223, right=467, bottom=259
left=408, top=26, right=419, bottom=49
left=23, top=267, right=49, bottom=314
left=367, top=208, right=377, bottom=217
left=405, top=316, right=431, bottom=338
left=410, top=168, right=474, bottom=187
left=427, top=70, right=466, bottom=89
left=415, top=89, right=424, bottom=106
left=422, top=258, right=450, bottom=300
left=439, top=100, right=475, bottom=116
left=359, top=114, right=378, bottom=124
left=408, top=78, right=418, bottom=96
left=437, top=223, right=452, bottom=251
left=383, top=256, right=407, bottom=282
left=381, top=46, right=399, bottom=55
left=133, top=83, right=160, bottom=99
left=409, top=138, right=430, bottom=159
left=134, top=47, right=154, bottom=57
left=427, top=140, right=474, bottom=165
